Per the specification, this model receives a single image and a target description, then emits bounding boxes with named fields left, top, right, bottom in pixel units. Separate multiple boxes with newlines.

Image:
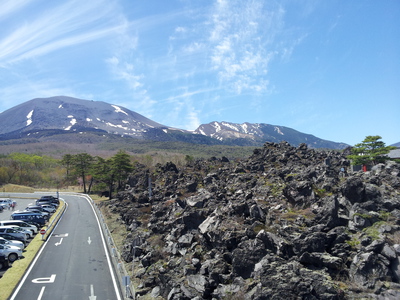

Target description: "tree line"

left=0, top=136, right=397, bottom=197
left=60, top=150, right=134, bottom=198
left=0, top=150, right=135, bottom=199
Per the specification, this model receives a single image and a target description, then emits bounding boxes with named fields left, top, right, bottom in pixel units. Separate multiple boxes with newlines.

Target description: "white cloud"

left=205, top=0, right=283, bottom=94
left=0, top=0, right=122, bottom=66
left=0, top=0, right=32, bottom=21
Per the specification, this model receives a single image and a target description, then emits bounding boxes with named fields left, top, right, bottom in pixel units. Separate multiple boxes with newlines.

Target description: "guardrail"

left=42, top=199, right=66, bottom=240
left=88, top=196, right=135, bottom=300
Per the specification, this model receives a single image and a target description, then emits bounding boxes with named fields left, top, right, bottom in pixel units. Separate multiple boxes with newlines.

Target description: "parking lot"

left=0, top=197, right=39, bottom=221
left=0, top=195, right=51, bottom=277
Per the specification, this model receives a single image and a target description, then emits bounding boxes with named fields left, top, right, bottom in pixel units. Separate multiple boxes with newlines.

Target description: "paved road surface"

left=9, top=193, right=122, bottom=300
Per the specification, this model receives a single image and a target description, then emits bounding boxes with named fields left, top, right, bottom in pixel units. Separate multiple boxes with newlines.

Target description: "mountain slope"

left=0, top=96, right=166, bottom=137
left=0, top=96, right=349, bottom=149
left=195, top=121, right=349, bottom=149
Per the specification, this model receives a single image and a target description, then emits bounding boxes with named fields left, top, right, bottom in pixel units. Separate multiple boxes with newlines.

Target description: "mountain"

left=0, top=96, right=167, bottom=137
left=0, top=96, right=348, bottom=149
left=391, top=142, right=400, bottom=148
left=195, top=121, right=349, bottom=149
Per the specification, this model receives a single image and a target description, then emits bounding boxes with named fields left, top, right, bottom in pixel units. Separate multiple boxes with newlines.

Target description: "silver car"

left=0, top=227, right=28, bottom=242
left=5, top=225, right=33, bottom=239
left=0, top=244, right=23, bottom=262
left=0, top=237, right=24, bottom=250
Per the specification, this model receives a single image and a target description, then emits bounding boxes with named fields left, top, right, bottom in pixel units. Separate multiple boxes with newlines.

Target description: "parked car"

left=25, top=206, right=50, bottom=218
left=37, top=196, right=59, bottom=205
left=0, top=237, right=24, bottom=250
left=10, top=212, right=46, bottom=227
left=0, top=199, right=10, bottom=209
left=0, top=226, right=28, bottom=242
left=0, top=198, right=16, bottom=209
left=3, top=225, right=33, bottom=239
left=14, top=209, right=49, bottom=220
left=0, top=254, right=9, bottom=269
left=0, top=233, right=26, bottom=246
left=0, top=220, right=38, bottom=234
left=39, top=204, right=56, bottom=213
left=0, top=244, right=23, bottom=262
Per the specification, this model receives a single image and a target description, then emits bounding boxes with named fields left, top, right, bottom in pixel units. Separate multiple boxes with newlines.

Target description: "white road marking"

left=89, top=284, right=97, bottom=300
left=32, top=274, right=56, bottom=284
left=88, top=236, right=92, bottom=245
left=55, top=238, right=63, bottom=246
left=37, top=286, right=46, bottom=300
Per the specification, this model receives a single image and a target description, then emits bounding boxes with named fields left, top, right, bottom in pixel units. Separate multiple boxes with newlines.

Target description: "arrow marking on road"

left=55, top=238, right=63, bottom=246
left=89, top=284, right=97, bottom=300
left=88, top=237, right=92, bottom=245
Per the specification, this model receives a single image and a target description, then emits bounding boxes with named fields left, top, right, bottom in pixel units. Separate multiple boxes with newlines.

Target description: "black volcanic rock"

left=100, top=141, right=400, bottom=299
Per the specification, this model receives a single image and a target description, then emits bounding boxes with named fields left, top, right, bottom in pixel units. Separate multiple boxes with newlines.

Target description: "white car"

left=0, top=237, right=24, bottom=250
left=0, top=220, right=37, bottom=234
left=0, top=244, right=23, bottom=262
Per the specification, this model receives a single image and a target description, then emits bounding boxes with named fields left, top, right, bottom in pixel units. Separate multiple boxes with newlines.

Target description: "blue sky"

left=0, top=0, right=399, bottom=146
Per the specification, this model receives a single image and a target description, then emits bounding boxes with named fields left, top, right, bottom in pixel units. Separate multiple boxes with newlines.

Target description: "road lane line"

left=37, top=286, right=45, bottom=300
left=82, top=195, right=122, bottom=300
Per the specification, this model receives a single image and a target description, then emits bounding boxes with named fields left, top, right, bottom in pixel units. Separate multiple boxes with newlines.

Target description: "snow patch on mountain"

left=274, top=126, right=284, bottom=135
left=112, top=105, right=128, bottom=115
left=26, top=110, right=34, bottom=126
left=65, top=115, right=77, bottom=130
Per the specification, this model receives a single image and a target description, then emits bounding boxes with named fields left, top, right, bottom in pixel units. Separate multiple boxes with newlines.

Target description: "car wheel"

left=0, top=262, right=3, bottom=269
left=8, top=253, right=18, bottom=262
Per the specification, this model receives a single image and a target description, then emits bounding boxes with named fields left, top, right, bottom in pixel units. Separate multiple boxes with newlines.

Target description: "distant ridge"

left=194, top=121, right=349, bottom=149
left=0, top=96, right=350, bottom=149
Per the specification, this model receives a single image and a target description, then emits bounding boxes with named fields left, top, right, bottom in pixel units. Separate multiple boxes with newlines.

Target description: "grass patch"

left=362, top=221, right=387, bottom=240
left=281, top=208, right=315, bottom=222
left=0, top=184, right=35, bottom=193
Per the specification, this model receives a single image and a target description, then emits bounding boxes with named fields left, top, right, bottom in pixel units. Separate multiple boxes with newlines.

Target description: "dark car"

left=36, top=199, right=58, bottom=206
left=10, top=212, right=46, bottom=227
left=37, top=196, right=59, bottom=205
left=0, top=254, right=9, bottom=269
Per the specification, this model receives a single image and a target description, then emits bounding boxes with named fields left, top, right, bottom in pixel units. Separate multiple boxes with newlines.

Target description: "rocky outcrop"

left=100, top=141, right=400, bottom=299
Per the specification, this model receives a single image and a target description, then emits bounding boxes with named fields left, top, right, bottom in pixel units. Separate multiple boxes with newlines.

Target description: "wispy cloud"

left=206, top=0, right=284, bottom=94
left=0, top=0, right=32, bottom=21
left=0, top=0, right=122, bottom=66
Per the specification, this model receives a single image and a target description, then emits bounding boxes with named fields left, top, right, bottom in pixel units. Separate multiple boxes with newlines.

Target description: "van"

left=0, top=220, right=38, bottom=234
left=0, top=226, right=27, bottom=241
left=10, top=212, right=46, bottom=226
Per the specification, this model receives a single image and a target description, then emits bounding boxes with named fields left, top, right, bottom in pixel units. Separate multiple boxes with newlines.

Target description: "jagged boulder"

left=101, top=143, right=400, bottom=299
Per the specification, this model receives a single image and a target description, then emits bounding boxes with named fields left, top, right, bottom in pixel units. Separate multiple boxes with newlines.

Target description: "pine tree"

left=347, top=135, right=396, bottom=166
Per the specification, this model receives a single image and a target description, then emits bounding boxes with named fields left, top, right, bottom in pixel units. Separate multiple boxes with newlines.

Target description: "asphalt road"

left=8, top=193, right=123, bottom=300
